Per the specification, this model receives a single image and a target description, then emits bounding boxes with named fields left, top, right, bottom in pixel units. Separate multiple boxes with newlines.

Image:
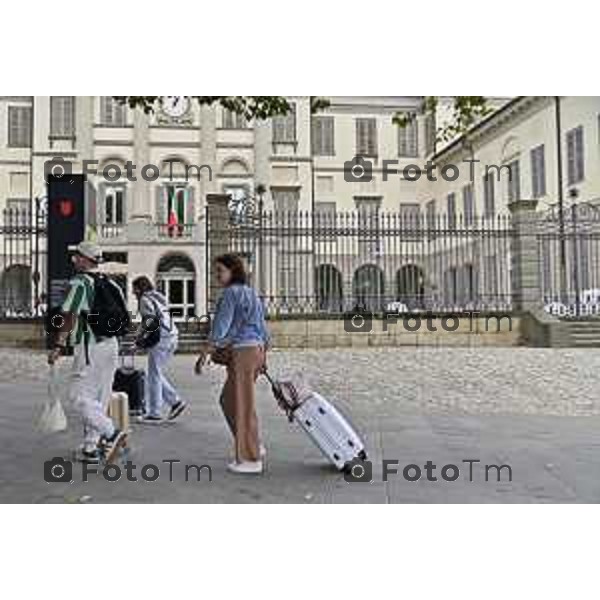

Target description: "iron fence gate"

left=0, top=199, right=47, bottom=318
left=538, top=202, right=600, bottom=318
left=206, top=201, right=513, bottom=317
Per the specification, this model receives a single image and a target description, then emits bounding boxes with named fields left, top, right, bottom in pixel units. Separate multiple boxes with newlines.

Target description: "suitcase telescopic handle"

left=262, top=368, right=274, bottom=386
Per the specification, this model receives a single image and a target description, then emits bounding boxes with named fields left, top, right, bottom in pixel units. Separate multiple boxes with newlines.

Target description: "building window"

left=399, top=203, right=421, bottom=224
left=507, top=159, right=520, bottom=203
left=104, top=187, right=125, bottom=224
left=483, top=173, right=495, bottom=218
left=566, top=125, right=585, bottom=185
left=315, top=201, right=336, bottom=239
left=424, top=114, right=436, bottom=156
left=356, top=118, right=377, bottom=157
left=531, top=144, right=546, bottom=199
left=7, top=106, right=32, bottom=148
left=272, top=103, right=296, bottom=143
left=100, top=97, right=127, bottom=126
left=355, top=197, right=382, bottom=253
left=462, top=183, right=475, bottom=226
left=398, top=117, right=418, bottom=157
left=447, top=193, right=457, bottom=230
left=166, top=185, right=189, bottom=223
left=155, top=184, right=195, bottom=238
left=50, top=96, right=75, bottom=137
left=222, top=108, right=247, bottom=129
left=272, top=188, right=300, bottom=213
left=312, top=116, right=335, bottom=156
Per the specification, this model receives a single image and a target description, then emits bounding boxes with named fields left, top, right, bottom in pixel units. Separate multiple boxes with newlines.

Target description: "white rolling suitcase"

left=264, top=370, right=367, bottom=472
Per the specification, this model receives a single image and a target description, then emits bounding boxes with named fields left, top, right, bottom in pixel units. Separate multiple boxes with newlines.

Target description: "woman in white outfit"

left=133, top=276, right=187, bottom=423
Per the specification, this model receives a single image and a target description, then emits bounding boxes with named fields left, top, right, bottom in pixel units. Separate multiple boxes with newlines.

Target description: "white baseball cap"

left=68, top=241, right=103, bottom=263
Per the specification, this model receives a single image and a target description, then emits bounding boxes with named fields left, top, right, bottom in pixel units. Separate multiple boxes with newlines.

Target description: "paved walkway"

left=1, top=348, right=600, bottom=503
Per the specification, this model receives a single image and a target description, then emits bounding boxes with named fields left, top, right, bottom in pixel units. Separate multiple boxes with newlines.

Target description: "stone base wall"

left=0, top=316, right=522, bottom=350
left=0, top=320, right=46, bottom=349
left=268, top=316, right=521, bottom=349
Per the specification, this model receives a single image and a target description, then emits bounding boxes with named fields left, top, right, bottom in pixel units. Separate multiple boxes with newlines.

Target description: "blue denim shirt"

left=210, top=284, right=270, bottom=349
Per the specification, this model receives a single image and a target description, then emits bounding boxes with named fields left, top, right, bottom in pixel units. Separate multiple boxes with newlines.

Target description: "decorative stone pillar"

left=508, top=199, right=541, bottom=313
left=205, top=194, right=231, bottom=312
left=127, top=108, right=152, bottom=241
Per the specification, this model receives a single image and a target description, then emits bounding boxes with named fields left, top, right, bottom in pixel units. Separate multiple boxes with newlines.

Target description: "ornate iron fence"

left=0, top=200, right=47, bottom=318
left=538, top=202, right=600, bottom=318
left=206, top=203, right=514, bottom=316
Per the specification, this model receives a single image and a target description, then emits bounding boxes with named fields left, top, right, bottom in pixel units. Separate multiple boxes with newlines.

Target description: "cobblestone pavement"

left=1, top=347, right=600, bottom=503
left=2, top=347, right=600, bottom=416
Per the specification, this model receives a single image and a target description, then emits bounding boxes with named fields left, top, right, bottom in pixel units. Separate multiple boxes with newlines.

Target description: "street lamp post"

left=569, top=187, right=581, bottom=317
left=555, top=96, right=568, bottom=304
left=255, top=183, right=266, bottom=297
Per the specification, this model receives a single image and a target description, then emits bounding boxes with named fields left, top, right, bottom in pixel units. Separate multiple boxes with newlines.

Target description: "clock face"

left=161, top=96, right=190, bottom=118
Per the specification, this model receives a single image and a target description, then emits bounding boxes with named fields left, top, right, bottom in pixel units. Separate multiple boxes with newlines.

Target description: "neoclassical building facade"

left=1, top=95, right=599, bottom=316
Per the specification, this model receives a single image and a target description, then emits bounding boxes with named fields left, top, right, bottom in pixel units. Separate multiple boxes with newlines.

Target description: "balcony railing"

left=100, top=224, right=125, bottom=239
left=156, top=223, right=195, bottom=239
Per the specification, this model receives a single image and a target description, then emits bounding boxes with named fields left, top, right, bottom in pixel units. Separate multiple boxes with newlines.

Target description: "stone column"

left=127, top=108, right=152, bottom=241
left=508, top=199, right=541, bottom=313
left=206, top=194, right=231, bottom=312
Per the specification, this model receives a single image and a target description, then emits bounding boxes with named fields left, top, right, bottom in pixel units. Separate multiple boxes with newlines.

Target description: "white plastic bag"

left=33, top=365, right=68, bottom=434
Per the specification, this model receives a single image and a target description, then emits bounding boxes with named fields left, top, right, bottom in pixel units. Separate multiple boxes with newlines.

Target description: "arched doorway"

left=315, top=264, right=343, bottom=313
left=0, top=265, right=31, bottom=315
left=353, top=264, right=385, bottom=312
left=396, top=264, right=425, bottom=309
left=156, top=253, right=196, bottom=320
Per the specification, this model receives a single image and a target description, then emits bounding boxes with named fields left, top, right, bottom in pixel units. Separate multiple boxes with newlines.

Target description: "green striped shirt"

left=61, top=273, right=95, bottom=345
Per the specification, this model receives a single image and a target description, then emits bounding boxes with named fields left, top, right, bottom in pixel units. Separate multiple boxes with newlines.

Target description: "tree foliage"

left=114, top=96, right=329, bottom=119
left=116, top=95, right=491, bottom=141
left=394, top=96, right=492, bottom=143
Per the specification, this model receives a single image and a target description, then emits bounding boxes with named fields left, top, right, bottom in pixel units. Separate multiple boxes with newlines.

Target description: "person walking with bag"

left=195, top=254, right=269, bottom=475
left=47, top=241, right=128, bottom=463
left=133, top=276, right=187, bottom=423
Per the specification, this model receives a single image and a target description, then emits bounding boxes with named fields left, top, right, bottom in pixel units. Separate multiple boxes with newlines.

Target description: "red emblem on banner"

left=58, top=199, right=74, bottom=218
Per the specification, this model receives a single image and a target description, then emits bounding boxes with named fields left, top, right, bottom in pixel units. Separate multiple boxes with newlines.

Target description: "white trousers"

left=70, top=337, right=118, bottom=449
left=146, top=335, right=179, bottom=417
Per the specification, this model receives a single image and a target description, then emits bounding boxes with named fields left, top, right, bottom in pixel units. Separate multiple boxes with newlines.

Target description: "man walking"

left=48, top=241, right=127, bottom=462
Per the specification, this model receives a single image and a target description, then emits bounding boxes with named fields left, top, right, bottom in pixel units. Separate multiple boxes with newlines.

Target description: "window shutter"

left=99, top=184, right=107, bottom=224
left=100, top=97, right=110, bottom=124
left=576, top=127, right=585, bottom=182
left=398, top=117, right=418, bottom=157
left=186, top=186, right=195, bottom=225
left=8, top=107, right=31, bottom=147
left=50, top=96, right=75, bottom=136
left=156, top=185, right=166, bottom=223
left=539, top=146, right=546, bottom=196
left=324, top=117, right=334, bottom=155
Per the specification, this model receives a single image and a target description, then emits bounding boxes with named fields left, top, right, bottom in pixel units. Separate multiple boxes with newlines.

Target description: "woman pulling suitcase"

left=196, top=254, right=270, bottom=475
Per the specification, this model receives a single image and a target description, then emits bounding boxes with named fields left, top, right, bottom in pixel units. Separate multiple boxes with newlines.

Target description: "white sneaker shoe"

left=227, top=460, right=264, bottom=475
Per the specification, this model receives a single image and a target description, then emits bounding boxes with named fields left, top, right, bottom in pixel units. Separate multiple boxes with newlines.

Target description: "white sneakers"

left=227, top=445, right=267, bottom=475
left=227, top=460, right=264, bottom=475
